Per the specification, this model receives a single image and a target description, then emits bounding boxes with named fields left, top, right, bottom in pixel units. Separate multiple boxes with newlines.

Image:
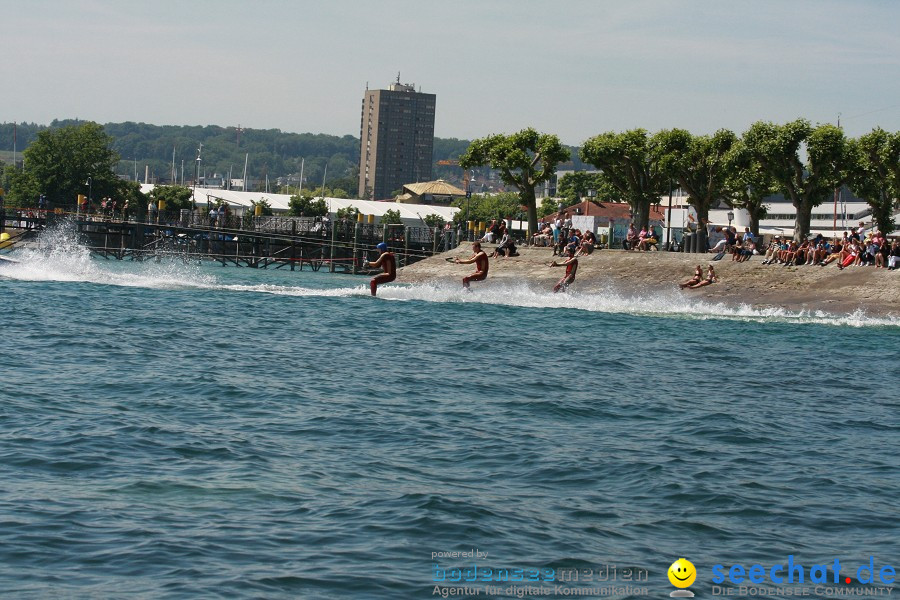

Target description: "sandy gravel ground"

left=400, top=243, right=900, bottom=318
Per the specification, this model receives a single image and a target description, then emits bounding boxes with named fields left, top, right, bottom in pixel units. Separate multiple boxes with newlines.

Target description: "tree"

left=580, top=129, right=670, bottom=228
left=847, top=128, right=900, bottom=235
left=724, top=140, right=779, bottom=235
left=149, top=185, right=193, bottom=211
left=287, top=193, right=327, bottom=217
left=335, top=206, right=360, bottom=221
left=9, top=121, right=123, bottom=207
left=556, top=171, right=609, bottom=205
left=742, top=119, right=849, bottom=240
left=459, top=128, right=569, bottom=236
left=450, top=192, right=523, bottom=224
left=1, top=163, right=40, bottom=206
left=654, top=128, right=738, bottom=226
left=380, top=208, right=402, bottom=225
left=250, top=198, right=274, bottom=216
left=423, top=213, right=446, bottom=228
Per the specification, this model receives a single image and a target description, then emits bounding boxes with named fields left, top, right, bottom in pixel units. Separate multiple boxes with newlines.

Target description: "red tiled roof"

left=551, top=201, right=664, bottom=221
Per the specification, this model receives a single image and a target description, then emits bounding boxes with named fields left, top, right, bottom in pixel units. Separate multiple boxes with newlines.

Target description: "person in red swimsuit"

left=550, top=244, right=578, bottom=292
left=364, top=242, right=396, bottom=296
left=455, top=241, right=489, bottom=289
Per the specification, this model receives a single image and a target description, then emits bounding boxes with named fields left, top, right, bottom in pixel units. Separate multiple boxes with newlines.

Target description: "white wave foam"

left=1, top=226, right=217, bottom=289
left=4, top=227, right=896, bottom=328
left=366, top=281, right=900, bottom=328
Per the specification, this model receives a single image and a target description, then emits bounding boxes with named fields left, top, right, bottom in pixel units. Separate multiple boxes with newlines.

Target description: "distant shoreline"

left=399, top=244, right=900, bottom=319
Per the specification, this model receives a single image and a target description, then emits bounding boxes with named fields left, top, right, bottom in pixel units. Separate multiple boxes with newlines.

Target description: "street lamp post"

left=465, top=169, right=475, bottom=241
left=727, top=210, right=735, bottom=227
left=83, top=176, right=92, bottom=216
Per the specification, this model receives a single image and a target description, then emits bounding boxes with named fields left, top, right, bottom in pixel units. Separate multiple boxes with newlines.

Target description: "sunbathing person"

left=679, top=265, right=704, bottom=289
left=687, top=265, right=718, bottom=289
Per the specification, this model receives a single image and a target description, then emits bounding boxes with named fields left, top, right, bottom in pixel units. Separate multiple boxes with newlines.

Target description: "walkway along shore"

left=400, top=244, right=900, bottom=318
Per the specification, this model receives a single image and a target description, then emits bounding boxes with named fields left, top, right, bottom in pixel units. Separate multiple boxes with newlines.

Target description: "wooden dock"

left=0, top=210, right=453, bottom=274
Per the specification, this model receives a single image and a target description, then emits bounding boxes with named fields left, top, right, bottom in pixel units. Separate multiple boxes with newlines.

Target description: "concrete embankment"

left=399, top=244, right=900, bottom=317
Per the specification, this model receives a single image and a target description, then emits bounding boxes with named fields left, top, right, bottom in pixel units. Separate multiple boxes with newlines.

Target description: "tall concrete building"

left=358, top=79, right=436, bottom=200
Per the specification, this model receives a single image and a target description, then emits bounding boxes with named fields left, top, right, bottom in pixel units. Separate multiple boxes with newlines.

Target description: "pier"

left=0, top=209, right=454, bottom=274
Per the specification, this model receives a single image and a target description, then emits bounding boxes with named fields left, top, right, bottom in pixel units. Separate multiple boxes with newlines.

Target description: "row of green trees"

left=459, top=122, right=900, bottom=238
left=4, top=120, right=897, bottom=239
left=1, top=120, right=481, bottom=195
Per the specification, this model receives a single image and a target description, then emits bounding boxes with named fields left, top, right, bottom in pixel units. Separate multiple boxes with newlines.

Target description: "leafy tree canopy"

left=380, top=208, right=403, bottom=225
left=335, top=206, right=360, bottom=220
left=451, top=192, right=523, bottom=224
left=580, top=129, right=670, bottom=228
left=287, top=194, right=328, bottom=217
left=423, top=213, right=446, bottom=228
left=847, top=127, right=900, bottom=234
left=459, top=128, right=569, bottom=235
left=12, top=122, right=122, bottom=207
left=742, top=119, right=849, bottom=239
left=150, top=185, right=194, bottom=211
left=654, top=128, right=738, bottom=223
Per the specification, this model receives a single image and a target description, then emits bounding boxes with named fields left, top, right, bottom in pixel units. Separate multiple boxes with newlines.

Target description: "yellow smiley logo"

left=668, top=558, right=697, bottom=588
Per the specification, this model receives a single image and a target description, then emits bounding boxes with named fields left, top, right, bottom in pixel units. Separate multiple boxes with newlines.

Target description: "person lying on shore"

left=687, top=265, right=718, bottom=289
left=679, top=265, right=703, bottom=289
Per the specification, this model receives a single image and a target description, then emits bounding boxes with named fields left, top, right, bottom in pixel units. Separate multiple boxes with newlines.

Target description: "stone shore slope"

left=399, top=244, right=900, bottom=317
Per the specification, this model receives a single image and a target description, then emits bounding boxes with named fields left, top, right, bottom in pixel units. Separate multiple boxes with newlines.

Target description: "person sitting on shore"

left=888, top=240, right=900, bottom=270
left=838, top=239, right=861, bottom=270
left=492, top=231, right=518, bottom=258
left=576, top=230, right=596, bottom=256
left=687, top=264, right=718, bottom=289
left=761, top=236, right=783, bottom=264
left=479, top=222, right=495, bottom=244
left=820, top=238, right=844, bottom=267
left=778, top=240, right=798, bottom=266
left=533, top=224, right=553, bottom=247
left=636, top=226, right=659, bottom=251
left=679, top=265, right=703, bottom=289
left=624, top=222, right=638, bottom=251
left=795, top=239, right=811, bottom=264
left=733, top=238, right=755, bottom=262
left=633, top=226, right=648, bottom=251
left=709, top=226, right=727, bottom=253
left=568, top=229, right=582, bottom=249
left=553, top=231, right=569, bottom=256
left=713, top=226, right=738, bottom=254
left=806, top=238, right=828, bottom=265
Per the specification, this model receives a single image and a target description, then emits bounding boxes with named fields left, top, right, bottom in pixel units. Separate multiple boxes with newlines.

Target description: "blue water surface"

left=1, top=244, right=899, bottom=599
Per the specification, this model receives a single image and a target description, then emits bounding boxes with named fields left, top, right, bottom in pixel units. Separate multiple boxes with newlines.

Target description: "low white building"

left=139, top=185, right=458, bottom=227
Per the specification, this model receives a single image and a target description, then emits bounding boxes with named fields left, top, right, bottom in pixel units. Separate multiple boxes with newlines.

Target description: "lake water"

left=1, top=230, right=899, bottom=599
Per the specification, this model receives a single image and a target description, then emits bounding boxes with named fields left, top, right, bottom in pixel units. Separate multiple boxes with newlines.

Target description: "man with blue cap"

left=362, top=242, right=396, bottom=296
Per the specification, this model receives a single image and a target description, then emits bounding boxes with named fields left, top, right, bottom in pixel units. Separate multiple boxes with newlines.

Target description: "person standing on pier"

left=364, top=242, right=396, bottom=296
left=455, top=241, right=489, bottom=289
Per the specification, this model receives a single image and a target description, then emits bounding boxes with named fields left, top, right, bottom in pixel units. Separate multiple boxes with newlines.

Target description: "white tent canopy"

left=139, top=185, right=459, bottom=226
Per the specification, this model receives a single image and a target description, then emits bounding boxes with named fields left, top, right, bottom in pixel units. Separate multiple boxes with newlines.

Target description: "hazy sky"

left=4, top=0, right=899, bottom=145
